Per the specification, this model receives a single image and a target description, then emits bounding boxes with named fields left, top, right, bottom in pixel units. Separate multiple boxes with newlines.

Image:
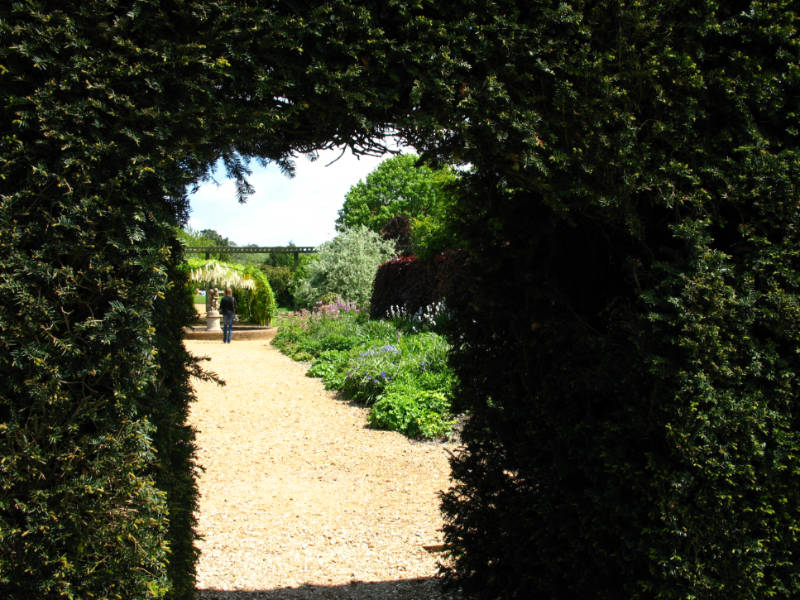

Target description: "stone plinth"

left=206, top=310, right=221, bottom=331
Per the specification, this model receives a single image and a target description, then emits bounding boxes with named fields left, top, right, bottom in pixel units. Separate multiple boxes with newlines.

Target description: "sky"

left=187, top=146, right=398, bottom=247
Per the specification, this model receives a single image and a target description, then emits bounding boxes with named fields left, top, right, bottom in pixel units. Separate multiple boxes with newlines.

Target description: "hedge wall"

left=400, top=2, right=800, bottom=598
left=237, top=266, right=277, bottom=326
left=0, top=2, right=443, bottom=597
left=4, top=1, right=799, bottom=599
left=370, top=250, right=470, bottom=320
left=370, top=256, right=435, bottom=319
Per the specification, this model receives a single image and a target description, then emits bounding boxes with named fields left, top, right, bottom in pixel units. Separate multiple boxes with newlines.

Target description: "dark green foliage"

left=199, top=229, right=233, bottom=250
left=398, top=1, right=800, bottom=598
left=369, top=250, right=468, bottom=322
left=379, top=214, right=413, bottom=255
left=431, top=249, right=471, bottom=313
left=1, top=1, right=441, bottom=592
left=4, top=0, right=799, bottom=597
left=261, top=265, right=293, bottom=307
left=370, top=255, right=436, bottom=319
left=0, top=183, right=175, bottom=597
left=0, top=3, right=225, bottom=594
left=236, top=266, right=277, bottom=326
left=148, top=242, right=203, bottom=600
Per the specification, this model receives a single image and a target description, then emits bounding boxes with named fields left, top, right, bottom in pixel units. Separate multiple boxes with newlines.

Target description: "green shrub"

left=274, top=306, right=456, bottom=439
left=0, top=195, right=177, bottom=598
left=370, top=255, right=436, bottom=320
left=261, top=265, right=293, bottom=307
left=292, top=226, right=396, bottom=308
left=148, top=244, right=202, bottom=600
left=425, top=3, right=800, bottom=599
left=335, top=153, right=462, bottom=258
left=370, top=386, right=453, bottom=439
left=272, top=300, right=382, bottom=360
left=307, top=350, right=351, bottom=389
left=236, top=266, right=276, bottom=326
left=341, top=343, right=404, bottom=405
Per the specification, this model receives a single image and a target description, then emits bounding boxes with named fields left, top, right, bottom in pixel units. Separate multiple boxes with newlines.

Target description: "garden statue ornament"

left=205, top=287, right=221, bottom=332
left=208, top=287, right=219, bottom=312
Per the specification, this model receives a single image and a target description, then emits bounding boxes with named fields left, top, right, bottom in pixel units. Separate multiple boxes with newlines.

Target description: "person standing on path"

left=219, top=287, right=237, bottom=343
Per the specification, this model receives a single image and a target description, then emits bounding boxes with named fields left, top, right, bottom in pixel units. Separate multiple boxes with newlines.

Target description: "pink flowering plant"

left=272, top=297, right=378, bottom=361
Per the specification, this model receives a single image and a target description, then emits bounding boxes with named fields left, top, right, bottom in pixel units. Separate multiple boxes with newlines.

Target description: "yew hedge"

left=2, top=2, right=799, bottom=599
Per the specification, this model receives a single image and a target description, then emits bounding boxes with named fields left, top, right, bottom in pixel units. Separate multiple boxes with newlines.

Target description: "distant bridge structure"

left=184, top=245, right=317, bottom=266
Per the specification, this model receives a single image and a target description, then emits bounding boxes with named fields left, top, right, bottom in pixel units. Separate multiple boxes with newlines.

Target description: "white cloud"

left=187, top=147, right=397, bottom=247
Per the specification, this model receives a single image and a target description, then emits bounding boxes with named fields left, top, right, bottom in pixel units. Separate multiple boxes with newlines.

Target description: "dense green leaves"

left=3, top=0, right=799, bottom=598
left=336, top=154, right=461, bottom=257
left=0, top=2, right=436, bottom=595
left=236, top=265, right=277, bottom=326
left=273, top=305, right=455, bottom=440
left=404, top=1, right=800, bottom=598
left=292, top=225, right=396, bottom=308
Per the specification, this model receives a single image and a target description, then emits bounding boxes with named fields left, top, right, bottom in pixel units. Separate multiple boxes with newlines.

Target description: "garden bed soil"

left=185, top=338, right=461, bottom=599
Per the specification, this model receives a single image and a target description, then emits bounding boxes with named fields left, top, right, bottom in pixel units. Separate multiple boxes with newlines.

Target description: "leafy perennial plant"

left=273, top=301, right=455, bottom=439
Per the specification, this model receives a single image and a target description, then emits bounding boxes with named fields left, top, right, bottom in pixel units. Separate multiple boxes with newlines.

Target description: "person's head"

left=225, top=287, right=232, bottom=296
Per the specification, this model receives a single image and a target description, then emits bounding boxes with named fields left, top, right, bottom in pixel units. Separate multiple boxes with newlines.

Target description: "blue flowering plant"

left=341, top=344, right=403, bottom=405
left=274, top=306, right=457, bottom=439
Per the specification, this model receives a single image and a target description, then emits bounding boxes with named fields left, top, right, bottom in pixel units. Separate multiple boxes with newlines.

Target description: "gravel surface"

left=185, top=338, right=461, bottom=600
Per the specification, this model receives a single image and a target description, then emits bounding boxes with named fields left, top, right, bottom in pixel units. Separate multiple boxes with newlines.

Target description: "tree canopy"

left=336, top=154, right=460, bottom=256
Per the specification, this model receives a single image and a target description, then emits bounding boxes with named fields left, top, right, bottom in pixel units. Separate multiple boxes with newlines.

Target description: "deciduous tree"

left=336, top=154, right=461, bottom=257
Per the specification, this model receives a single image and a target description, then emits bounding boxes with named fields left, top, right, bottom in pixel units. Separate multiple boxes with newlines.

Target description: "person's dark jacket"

left=219, top=294, right=237, bottom=317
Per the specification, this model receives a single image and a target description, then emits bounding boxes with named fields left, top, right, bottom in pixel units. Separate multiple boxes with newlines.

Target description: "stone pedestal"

left=205, top=309, right=221, bottom=331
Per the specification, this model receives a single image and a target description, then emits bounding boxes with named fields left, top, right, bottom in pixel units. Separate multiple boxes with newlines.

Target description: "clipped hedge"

left=236, top=266, right=277, bottom=326
left=1, top=5, right=212, bottom=597
left=260, top=265, right=293, bottom=308
left=417, top=2, right=800, bottom=599
left=6, top=2, right=798, bottom=599
left=370, top=249, right=469, bottom=320
left=370, top=255, right=435, bottom=319
left=0, top=189, right=176, bottom=597
left=148, top=241, right=202, bottom=600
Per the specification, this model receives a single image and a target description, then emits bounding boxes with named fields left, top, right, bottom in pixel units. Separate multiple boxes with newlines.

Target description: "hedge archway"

left=2, top=2, right=799, bottom=599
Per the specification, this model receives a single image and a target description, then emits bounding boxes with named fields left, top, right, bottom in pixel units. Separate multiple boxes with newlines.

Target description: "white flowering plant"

left=385, top=300, right=451, bottom=334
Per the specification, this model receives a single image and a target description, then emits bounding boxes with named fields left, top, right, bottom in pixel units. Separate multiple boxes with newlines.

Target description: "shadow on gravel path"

left=198, top=577, right=463, bottom=599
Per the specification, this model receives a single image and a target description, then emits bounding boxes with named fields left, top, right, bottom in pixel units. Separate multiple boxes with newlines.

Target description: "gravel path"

left=185, top=338, right=460, bottom=600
